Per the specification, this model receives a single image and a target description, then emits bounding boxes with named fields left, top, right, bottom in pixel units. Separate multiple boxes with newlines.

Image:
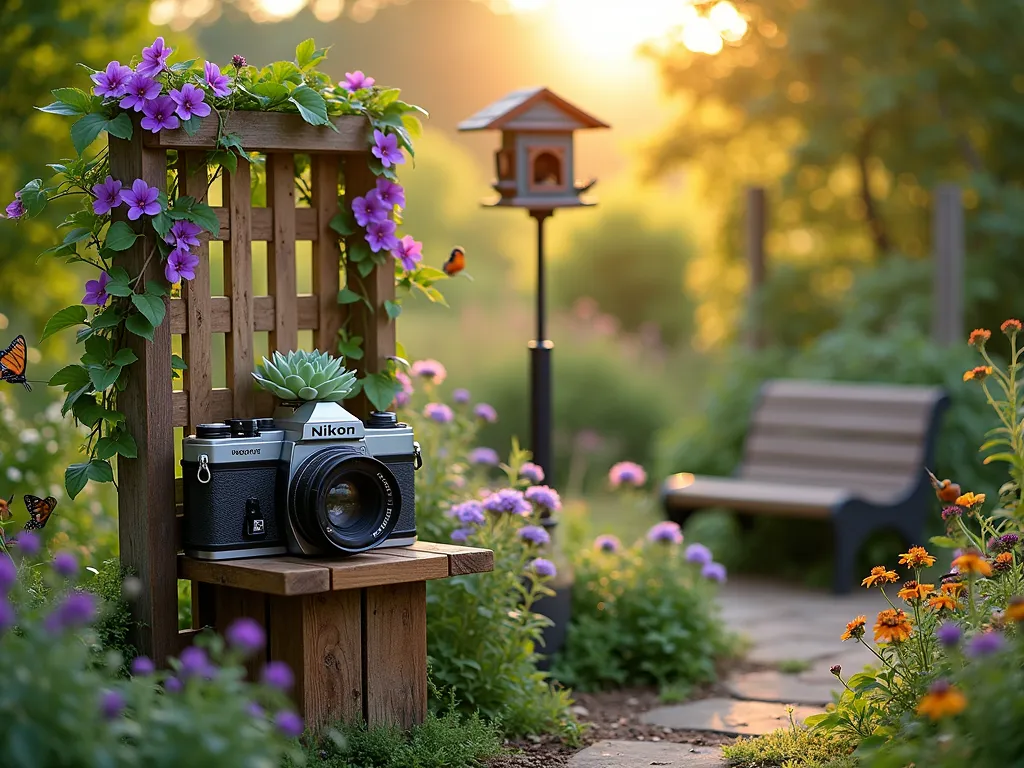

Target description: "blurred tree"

left=649, top=0, right=1024, bottom=345
left=551, top=204, right=696, bottom=347
left=0, top=0, right=183, bottom=356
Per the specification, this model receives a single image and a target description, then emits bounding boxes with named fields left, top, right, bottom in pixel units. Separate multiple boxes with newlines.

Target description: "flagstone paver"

left=641, top=698, right=822, bottom=736
left=725, top=669, right=836, bottom=705
left=568, top=740, right=726, bottom=767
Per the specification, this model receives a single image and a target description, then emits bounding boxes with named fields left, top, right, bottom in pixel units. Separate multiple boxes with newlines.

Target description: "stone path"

left=568, top=577, right=887, bottom=767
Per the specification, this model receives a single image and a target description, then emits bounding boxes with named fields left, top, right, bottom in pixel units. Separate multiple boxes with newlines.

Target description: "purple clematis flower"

left=374, top=178, right=405, bottom=209
left=119, top=74, right=161, bottom=113
left=204, top=61, right=231, bottom=98
left=92, top=176, right=124, bottom=215
left=169, top=84, right=211, bottom=121
left=365, top=219, right=399, bottom=253
left=137, top=37, right=173, bottom=77
left=91, top=61, right=134, bottom=98
left=391, top=235, right=423, bottom=271
left=5, top=193, right=24, bottom=220
left=352, top=192, right=389, bottom=227
left=122, top=179, right=162, bottom=220
left=371, top=130, right=405, bottom=168
left=165, top=220, right=202, bottom=250
left=343, top=71, right=375, bottom=91
left=141, top=96, right=181, bottom=133
left=165, top=248, right=199, bottom=284
left=83, top=271, right=111, bottom=306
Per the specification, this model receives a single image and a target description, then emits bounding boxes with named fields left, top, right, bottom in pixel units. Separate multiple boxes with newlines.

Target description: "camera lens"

left=288, top=447, right=401, bottom=554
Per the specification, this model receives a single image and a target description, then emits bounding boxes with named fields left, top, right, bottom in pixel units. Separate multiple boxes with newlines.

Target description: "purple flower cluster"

left=469, top=447, right=500, bottom=466
left=452, top=388, right=471, bottom=404
left=411, top=359, right=447, bottom=384
left=529, top=557, right=557, bottom=578
left=100, top=689, right=126, bottom=721
left=936, top=621, right=961, bottom=648
left=701, top=562, right=727, bottom=583
left=44, top=591, right=98, bottom=634
left=519, top=462, right=545, bottom=484
left=352, top=177, right=421, bottom=271
left=684, top=543, right=713, bottom=566
left=990, top=533, right=1020, bottom=553
left=424, top=402, right=454, bottom=424
left=594, top=534, right=621, bottom=553
left=647, top=521, right=683, bottom=545
left=483, top=488, right=531, bottom=516
left=966, top=630, right=1005, bottom=657
left=131, top=656, right=156, bottom=676
left=609, top=461, right=647, bottom=488
left=518, top=525, right=550, bottom=546
left=343, top=70, right=375, bottom=92
left=11, top=531, right=40, bottom=556
left=525, top=485, right=562, bottom=513
left=263, top=660, right=294, bottom=691
left=0, top=555, right=16, bottom=595
left=275, top=710, right=305, bottom=738
left=0, top=599, right=13, bottom=635
left=474, top=403, right=498, bottom=423
left=179, top=646, right=217, bottom=680
left=450, top=500, right=486, bottom=527
left=941, top=505, right=962, bottom=521
left=52, top=551, right=78, bottom=578
left=226, top=617, right=266, bottom=655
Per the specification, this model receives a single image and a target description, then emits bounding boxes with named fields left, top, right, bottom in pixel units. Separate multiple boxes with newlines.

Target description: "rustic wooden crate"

left=182, top=541, right=494, bottom=728
left=106, top=111, right=453, bottom=706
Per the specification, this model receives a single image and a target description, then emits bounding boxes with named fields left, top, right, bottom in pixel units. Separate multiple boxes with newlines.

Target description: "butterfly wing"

left=0, top=495, right=11, bottom=521
left=0, top=336, right=30, bottom=391
left=23, top=495, right=57, bottom=530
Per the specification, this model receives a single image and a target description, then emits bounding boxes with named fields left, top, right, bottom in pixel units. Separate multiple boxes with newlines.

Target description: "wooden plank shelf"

left=143, top=111, right=370, bottom=153
left=179, top=541, right=493, bottom=728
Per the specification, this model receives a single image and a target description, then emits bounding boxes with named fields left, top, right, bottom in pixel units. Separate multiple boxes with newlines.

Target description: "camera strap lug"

left=413, top=441, right=423, bottom=470
left=197, top=454, right=211, bottom=484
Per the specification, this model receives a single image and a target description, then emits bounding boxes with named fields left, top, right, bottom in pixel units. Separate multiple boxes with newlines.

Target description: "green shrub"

left=0, top=543, right=303, bottom=768
left=86, top=558, right=138, bottom=671
left=722, top=722, right=856, bottom=768
left=551, top=526, right=733, bottom=692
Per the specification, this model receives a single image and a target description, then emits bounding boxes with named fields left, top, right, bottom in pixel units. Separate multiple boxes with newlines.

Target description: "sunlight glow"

left=254, top=0, right=307, bottom=19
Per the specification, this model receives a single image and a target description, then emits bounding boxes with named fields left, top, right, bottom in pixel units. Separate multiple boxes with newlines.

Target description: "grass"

left=722, top=723, right=857, bottom=768
left=777, top=659, right=812, bottom=675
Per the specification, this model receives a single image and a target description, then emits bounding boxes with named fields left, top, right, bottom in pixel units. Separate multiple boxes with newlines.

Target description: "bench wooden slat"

left=144, top=112, right=370, bottom=152
left=404, top=541, right=495, bottom=575
left=752, top=409, right=932, bottom=440
left=663, top=474, right=848, bottom=518
left=739, top=464, right=912, bottom=502
left=179, top=556, right=331, bottom=596
left=744, top=433, right=924, bottom=478
left=760, top=379, right=945, bottom=406
left=317, top=549, right=451, bottom=590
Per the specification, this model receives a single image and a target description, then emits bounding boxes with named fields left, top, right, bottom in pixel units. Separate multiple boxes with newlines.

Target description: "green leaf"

left=88, top=364, right=122, bottom=392
left=329, top=211, right=355, bottom=236
left=384, top=300, right=402, bottom=320
left=361, top=372, right=402, bottom=412
left=171, top=354, right=188, bottom=371
left=18, top=179, right=47, bottom=218
left=181, top=115, right=202, bottom=137
left=105, top=113, right=133, bottom=141
left=208, top=150, right=237, bottom=175
left=70, top=113, right=109, bottom=156
left=62, top=227, right=92, bottom=247
left=104, top=267, right=132, bottom=297
left=337, top=337, right=364, bottom=360
left=37, top=101, right=84, bottom=117
left=183, top=202, right=220, bottom=235
left=337, top=288, right=363, bottom=304
left=217, top=132, right=245, bottom=154
left=356, top=258, right=375, bottom=278
left=984, top=451, right=1019, bottom=465
left=145, top=280, right=170, bottom=298
left=929, top=535, right=958, bottom=549
left=151, top=210, right=173, bottom=238
left=62, top=383, right=93, bottom=416
left=46, top=87, right=92, bottom=114
left=289, top=86, right=329, bottom=126
left=251, top=82, right=290, bottom=106
left=376, top=88, right=401, bottom=108
left=348, top=239, right=371, bottom=263
left=170, top=58, right=198, bottom=73
left=131, top=292, right=166, bottom=328
left=111, top=348, right=138, bottom=367
left=295, top=39, right=327, bottom=70
left=48, top=364, right=90, bottom=389
left=66, top=459, right=115, bottom=498
left=125, top=313, right=155, bottom=341
left=91, top=309, right=123, bottom=330
left=97, top=429, right=138, bottom=460
left=105, top=221, right=140, bottom=251
left=40, top=305, right=88, bottom=343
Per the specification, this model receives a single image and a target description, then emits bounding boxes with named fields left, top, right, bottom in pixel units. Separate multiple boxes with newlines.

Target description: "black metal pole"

left=529, top=209, right=554, bottom=490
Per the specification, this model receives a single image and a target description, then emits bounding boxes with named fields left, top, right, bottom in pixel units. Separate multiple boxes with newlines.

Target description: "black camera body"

left=181, top=402, right=419, bottom=561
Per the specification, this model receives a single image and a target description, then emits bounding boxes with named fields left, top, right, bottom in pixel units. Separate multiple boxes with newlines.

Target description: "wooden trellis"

left=108, top=112, right=395, bottom=666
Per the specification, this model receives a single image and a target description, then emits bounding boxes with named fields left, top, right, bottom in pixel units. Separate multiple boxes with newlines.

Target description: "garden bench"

left=661, top=379, right=949, bottom=593
left=180, top=541, right=493, bottom=728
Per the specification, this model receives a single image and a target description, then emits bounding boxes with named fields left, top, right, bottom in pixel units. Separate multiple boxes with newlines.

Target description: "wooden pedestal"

left=180, top=541, right=493, bottom=729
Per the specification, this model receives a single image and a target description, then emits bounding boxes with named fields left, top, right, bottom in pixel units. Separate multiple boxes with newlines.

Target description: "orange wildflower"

left=963, top=366, right=993, bottom=382
left=968, top=328, right=991, bottom=346
left=927, top=593, right=958, bottom=612
left=1001, top=319, right=1022, bottom=335
left=942, top=581, right=966, bottom=598
left=841, top=615, right=867, bottom=641
left=954, top=492, right=986, bottom=509
left=994, top=552, right=1014, bottom=573
left=861, top=566, right=899, bottom=588
left=953, top=550, right=993, bottom=577
left=899, top=546, right=937, bottom=569
left=1006, top=597, right=1024, bottom=622
left=898, top=580, right=935, bottom=602
left=917, top=680, right=966, bottom=720
left=874, top=608, right=913, bottom=643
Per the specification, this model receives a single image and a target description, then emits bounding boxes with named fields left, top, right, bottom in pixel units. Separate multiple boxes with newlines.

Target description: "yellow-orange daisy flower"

left=963, top=366, right=993, bottom=383
left=898, top=580, right=935, bottom=603
left=953, top=551, right=993, bottom=577
left=954, top=492, right=985, bottom=508
left=968, top=328, right=992, bottom=346
left=874, top=608, right=913, bottom=643
left=1006, top=597, right=1024, bottom=622
left=862, top=566, right=899, bottom=588
left=841, top=615, right=867, bottom=641
left=899, top=546, right=937, bottom=569
left=942, top=581, right=966, bottom=597
left=1001, top=319, right=1022, bottom=335
left=927, top=594, right=958, bottom=612
left=917, top=680, right=966, bottom=720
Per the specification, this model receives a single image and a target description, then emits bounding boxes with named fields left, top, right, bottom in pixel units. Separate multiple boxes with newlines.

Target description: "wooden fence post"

left=745, top=186, right=767, bottom=350
left=932, top=184, right=964, bottom=347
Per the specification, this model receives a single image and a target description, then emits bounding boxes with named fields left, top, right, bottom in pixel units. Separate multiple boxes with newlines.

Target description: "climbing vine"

left=3, top=38, right=444, bottom=499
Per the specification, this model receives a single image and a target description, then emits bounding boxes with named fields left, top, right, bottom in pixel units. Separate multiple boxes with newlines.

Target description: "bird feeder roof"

left=458, top=87, right=609, bottom=132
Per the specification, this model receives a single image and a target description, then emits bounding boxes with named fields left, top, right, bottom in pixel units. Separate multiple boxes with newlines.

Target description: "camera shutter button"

left=197, top=454, right=211, bottom=484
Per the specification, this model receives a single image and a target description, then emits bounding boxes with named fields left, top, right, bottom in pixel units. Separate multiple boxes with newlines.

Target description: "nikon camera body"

left=181, top=401, right=419, bottom=560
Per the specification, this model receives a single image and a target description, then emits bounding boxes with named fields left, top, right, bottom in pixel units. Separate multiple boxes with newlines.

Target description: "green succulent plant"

left=252, top=350, right=357, bottom=402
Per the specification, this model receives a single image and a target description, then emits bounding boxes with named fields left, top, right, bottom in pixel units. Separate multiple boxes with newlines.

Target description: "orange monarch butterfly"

left=23, top=495, right=57, bottom=530
left=0, top=335, right=30, bottom=391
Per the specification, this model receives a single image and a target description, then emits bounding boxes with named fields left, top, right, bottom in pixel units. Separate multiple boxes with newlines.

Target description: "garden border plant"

left=3, top=36, right=446, bottom=503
